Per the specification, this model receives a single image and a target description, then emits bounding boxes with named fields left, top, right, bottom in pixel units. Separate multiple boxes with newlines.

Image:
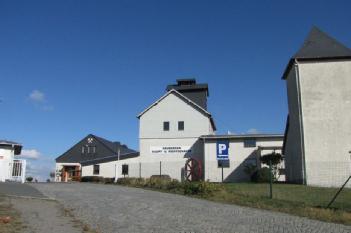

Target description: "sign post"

left=216, top=140, right=229, bottom=182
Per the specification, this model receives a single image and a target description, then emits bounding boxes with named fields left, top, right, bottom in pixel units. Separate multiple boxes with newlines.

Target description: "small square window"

left=93, top=165, right=100, bottom=175
left=244, top=139, right=256, bottom=148
left=178, top=121, right=184, bottom=131
left=163, top=121, right=170, bottom=131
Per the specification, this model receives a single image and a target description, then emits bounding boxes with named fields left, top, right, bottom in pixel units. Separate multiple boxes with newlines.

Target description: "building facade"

left=283, top=27, right=351, bottom=187
left=201, top=135, right=284, bottom=182
left=55, top=134, right=137, bottom=182
left=0, top=140, right=26, bottom=183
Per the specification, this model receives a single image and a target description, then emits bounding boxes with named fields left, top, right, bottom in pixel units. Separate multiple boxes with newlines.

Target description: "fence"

left=115, top=160, right=350, bottom=212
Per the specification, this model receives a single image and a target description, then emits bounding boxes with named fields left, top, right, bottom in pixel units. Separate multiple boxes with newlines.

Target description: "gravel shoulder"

left=32, top=183, right=351, bottom=233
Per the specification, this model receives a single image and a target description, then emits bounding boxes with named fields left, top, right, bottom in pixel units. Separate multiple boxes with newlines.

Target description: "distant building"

left=106, top=79, right=283, bottom=182
left=58, top=79, right=283, bottom=182
left=0, top=140, right=26, bottom=183
left=55, top=134, right=138, bottom=182
left=283, top=27, right=351, bottom=187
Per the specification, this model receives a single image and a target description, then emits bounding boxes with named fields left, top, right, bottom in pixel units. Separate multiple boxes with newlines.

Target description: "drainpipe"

left=295, top=61, right=307, bottom=185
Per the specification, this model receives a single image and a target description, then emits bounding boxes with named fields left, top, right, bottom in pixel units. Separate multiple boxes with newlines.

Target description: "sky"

left=1, top=0, right=351, bottom=181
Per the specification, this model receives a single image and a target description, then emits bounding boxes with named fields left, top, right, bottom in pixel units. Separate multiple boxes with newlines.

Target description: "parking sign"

left=216, top=140, right=229, bottom=160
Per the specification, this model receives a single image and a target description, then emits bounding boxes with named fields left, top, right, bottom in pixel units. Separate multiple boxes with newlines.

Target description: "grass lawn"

left=0, top=195, right=25, bottom=233
left=208, top=183, right=351, bottom=225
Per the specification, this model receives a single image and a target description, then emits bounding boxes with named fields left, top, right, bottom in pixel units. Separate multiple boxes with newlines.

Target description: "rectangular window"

left=93, top=165, right=100, bottom=175
left=122, top=164, right=129, bottom=176
left=81, top=146, right=85, bottom=154
left=163, top=121, right=170, bottom=131
left=178, top=121, right=184, bottom=131
left=244, top=139, right=256, bottom=148
left=92, top=146, right=96, bottom=154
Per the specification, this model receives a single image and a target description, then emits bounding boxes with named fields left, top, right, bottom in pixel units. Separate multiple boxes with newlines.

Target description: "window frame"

left=178, top=121, right=184, bottom=131
left=163, top=121, right=170, bottom=131
left=93, top=165, right=100, bottom=175
left=244, top=139, right=257, bottom=148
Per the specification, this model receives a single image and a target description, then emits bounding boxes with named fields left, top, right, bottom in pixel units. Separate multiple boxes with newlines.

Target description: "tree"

left=49, top=171, right=55, bottom=181
left=260, top=152, right=283, bottom=181
left=26, top=177, right=33, bottom=182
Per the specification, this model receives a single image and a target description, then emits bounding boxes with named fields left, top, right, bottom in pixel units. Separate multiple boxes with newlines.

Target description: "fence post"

left=159, top=161, right=162, bottom=177
left=269, top=159, right=273, bottom=199
left=221, top=166, right=224, bottom=182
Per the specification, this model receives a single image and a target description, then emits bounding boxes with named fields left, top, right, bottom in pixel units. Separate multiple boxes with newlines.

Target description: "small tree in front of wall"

left=260, top=152, right=283, bottom=181
left=26, top=177, right=33, bottom=182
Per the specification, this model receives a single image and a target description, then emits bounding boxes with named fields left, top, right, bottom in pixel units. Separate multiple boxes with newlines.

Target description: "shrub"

left=251, top=167, right=271, bottom=183
left=26, top=177, right=33, bottom=182
left=182, top=181, right=223, bottom=196
left=81, top=176, right=105, bottom=183
left=104, top=178, right=115, bottom=184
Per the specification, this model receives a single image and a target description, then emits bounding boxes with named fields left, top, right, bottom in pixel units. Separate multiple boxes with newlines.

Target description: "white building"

left=283, top=27, right=351, bottom=187
left=80, top=79, right=284, bottom=182
left=201, top=134, right=284, bottom=182
left=0, top=140, right=26, bottom=183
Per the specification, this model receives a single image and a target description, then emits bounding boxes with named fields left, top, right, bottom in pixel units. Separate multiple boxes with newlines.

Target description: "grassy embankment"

left=115, top=178, right=351, bottom=225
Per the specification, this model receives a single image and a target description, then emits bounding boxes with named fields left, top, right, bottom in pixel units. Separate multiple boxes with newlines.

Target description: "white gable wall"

left=138, top=92, right=214, bottom=180
left=298, top=60, right=351, bottom=187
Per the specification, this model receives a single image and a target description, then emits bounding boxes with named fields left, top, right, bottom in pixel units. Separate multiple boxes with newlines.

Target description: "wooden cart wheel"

left=185, top=158, right=203, bottom=181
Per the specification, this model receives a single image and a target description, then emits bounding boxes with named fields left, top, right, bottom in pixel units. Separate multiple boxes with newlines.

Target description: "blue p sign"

left=217, top=140, right=229, bottom=160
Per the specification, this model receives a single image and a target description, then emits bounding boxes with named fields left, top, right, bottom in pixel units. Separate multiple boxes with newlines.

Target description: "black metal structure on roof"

left=166, top=79, right=209, bottom=109
left=282, top=27, right=351, bottom=79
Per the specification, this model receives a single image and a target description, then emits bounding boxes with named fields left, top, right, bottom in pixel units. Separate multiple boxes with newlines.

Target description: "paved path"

left=0, top=183, right=94, bottom=233
left=32, top=183, right=351, bottom=233
left=0, top=182, right=47, bottom=198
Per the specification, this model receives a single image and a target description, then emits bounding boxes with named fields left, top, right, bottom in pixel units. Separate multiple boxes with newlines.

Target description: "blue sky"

left=1, top=1, right=351, bottom=180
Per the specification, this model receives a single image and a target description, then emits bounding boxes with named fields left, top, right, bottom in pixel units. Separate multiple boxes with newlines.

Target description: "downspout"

left=294, top=61, right=307, bottom=185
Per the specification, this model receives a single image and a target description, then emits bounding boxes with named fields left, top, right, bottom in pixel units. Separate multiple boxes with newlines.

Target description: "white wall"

left=298, top=60, right=351, bottom=187
left=204, top=138, right=283, bottom=182
left=137, top=92, right=213, bottom=180
left=0, top=147, right=15, bottom=182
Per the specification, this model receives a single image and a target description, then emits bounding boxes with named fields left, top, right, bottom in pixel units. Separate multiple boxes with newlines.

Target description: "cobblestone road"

left=32, top=183, right=351, bottom=233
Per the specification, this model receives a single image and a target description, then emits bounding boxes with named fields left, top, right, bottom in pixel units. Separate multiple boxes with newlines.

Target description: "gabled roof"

left=55, top=134, right=137, bottom=163
left=137, top=89, right=216, bottom=130
left=282, top=27, right=351, bottom=79
left=80, top=152, right=140, bottom=166
left=200, top=134, right=284, bottom=140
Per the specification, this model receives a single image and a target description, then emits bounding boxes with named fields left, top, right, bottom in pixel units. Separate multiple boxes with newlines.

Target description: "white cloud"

left=28, top=90, right=54, bottom=111
left=247, top=128, right=260, bottom=134
left=29, top=90, right=45, bottom=102
left=20, top=149, right=41, bottom=159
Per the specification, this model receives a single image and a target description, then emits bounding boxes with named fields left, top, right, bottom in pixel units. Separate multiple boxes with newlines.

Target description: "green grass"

left=224, top=183, right=351, bottom=211
left=207, top=183, right=351, bottom=225
left=115, top=178, right=351, bottom=225
left=0, top=195, right=25, bottom=233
